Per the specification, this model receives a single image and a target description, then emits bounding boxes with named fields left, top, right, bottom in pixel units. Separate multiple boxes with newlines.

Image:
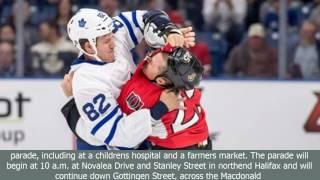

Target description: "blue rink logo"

left=0, top=92, right=30, bottom=146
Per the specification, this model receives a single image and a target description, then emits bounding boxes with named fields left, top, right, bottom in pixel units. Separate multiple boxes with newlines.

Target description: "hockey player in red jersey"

left=117, top=44, right=211, bottom=150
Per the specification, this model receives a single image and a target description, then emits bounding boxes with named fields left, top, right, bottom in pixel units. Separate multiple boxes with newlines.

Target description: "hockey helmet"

left=152, top=45, right=203, bottom=90
left=67, top=8, right=113, bottom=60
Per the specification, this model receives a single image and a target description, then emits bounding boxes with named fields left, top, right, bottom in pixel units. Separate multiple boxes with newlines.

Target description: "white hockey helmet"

left=67, top=8, right=114, bottom=60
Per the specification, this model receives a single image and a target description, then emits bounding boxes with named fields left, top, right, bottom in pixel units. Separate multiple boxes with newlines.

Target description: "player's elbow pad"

left=143, top=10, right=181, bottom=48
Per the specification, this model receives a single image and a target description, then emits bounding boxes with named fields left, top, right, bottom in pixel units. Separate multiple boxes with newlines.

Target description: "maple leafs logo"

left=304, top=92, right=320, bottom=132
left=78, top=18, right=86, bottom=28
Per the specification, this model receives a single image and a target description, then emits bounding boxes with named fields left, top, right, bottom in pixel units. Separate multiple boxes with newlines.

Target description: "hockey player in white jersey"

left=62, top=8, right=195, bottom=150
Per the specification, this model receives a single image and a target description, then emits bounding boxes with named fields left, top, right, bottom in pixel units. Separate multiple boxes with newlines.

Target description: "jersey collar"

left=72, top=55, right=107, bottom=66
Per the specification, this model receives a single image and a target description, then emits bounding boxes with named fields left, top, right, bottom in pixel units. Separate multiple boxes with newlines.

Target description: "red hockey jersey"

left=117, top=61, right=209, bottom=148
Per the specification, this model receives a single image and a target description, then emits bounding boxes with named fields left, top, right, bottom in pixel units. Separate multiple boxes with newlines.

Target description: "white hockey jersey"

left=69, top=11, right=153, bottom=149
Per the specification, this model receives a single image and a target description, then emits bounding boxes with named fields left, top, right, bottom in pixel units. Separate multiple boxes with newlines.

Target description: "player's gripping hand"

left=61, top=73, right=74, bottom=97
left=181, top=26, right=196, bottom=48
left=160, top=89, right=185, bottom=112
left=167, top=26, right=195, bottom=48
left=167, top=32, right=184, bottom=47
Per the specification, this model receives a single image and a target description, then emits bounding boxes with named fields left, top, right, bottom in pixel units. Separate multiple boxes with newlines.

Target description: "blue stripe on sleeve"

left=104, top=113, right=124, bottom=144
left=91, top=106, right=119, bottom=135
left=119, top=13, right=138, bottom=46
left=132, top=11, right=143, bottom=34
